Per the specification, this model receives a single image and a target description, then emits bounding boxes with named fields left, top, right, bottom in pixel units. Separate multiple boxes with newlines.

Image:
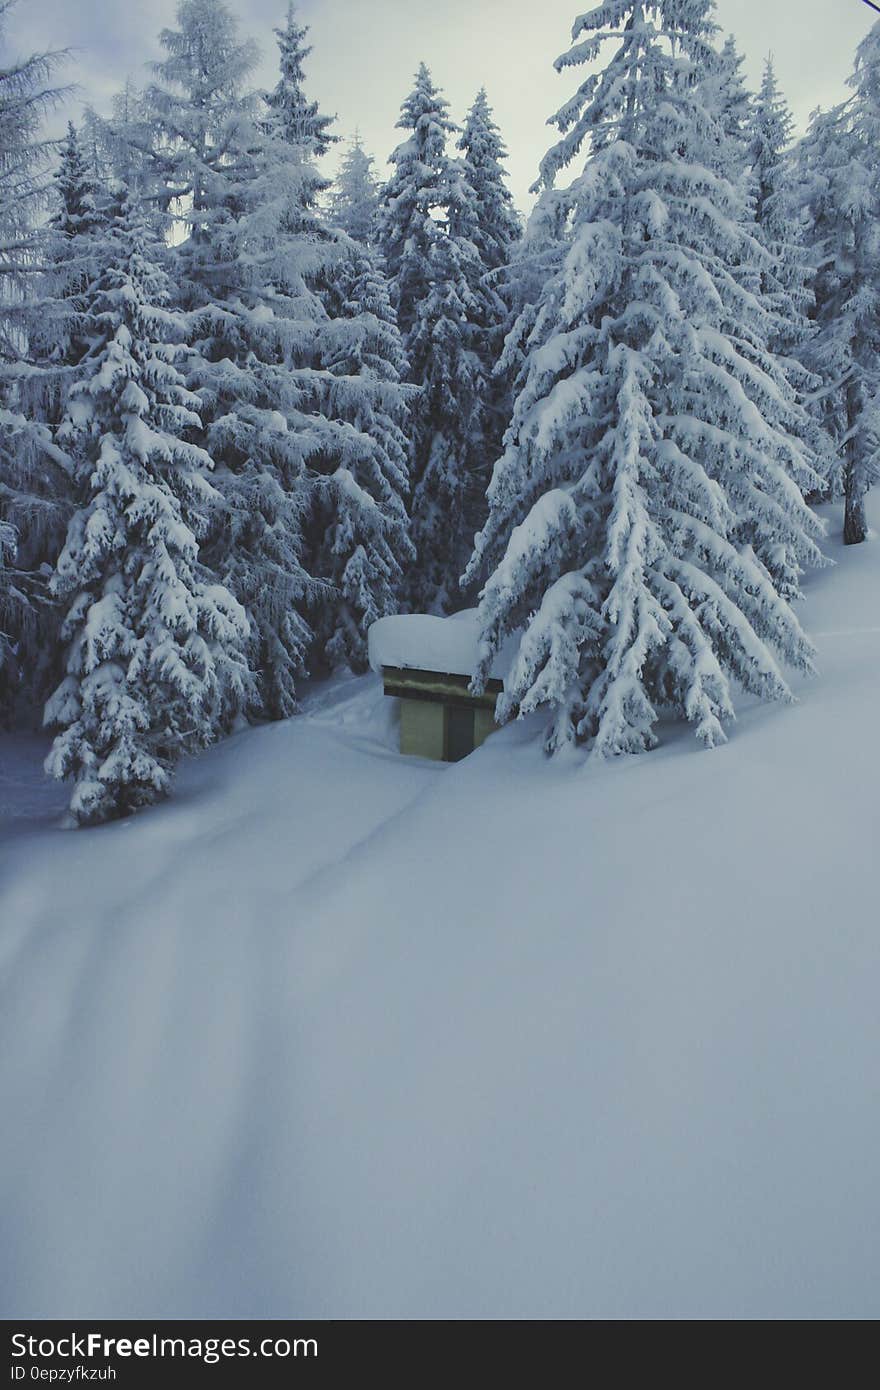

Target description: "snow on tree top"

left=368, top=610, right=517, bottom=681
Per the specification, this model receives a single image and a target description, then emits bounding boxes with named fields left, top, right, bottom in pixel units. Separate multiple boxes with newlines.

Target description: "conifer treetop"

left=265, top=1, right=337, bottom=157
left=51, top=122, right=100, bottom=237
left=455, top=88, right=520, bottom=269
left=0, top=0, right=71, bottom=271
left=154, top=0, right=258, bottom=110
left=379, top=64, right=458, bottom=337
left=392, top=62, right=457, bottom=157
left=535, top=0, right=720, bottom=190
left=329, top=132, right=380, bottom=244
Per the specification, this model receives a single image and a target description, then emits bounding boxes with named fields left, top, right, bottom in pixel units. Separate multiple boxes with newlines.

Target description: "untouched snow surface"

left=1, top=501, right=879, bottom=1319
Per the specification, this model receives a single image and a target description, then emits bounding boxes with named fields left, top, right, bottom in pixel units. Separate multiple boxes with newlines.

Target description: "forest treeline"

left=1, top=0, right=877, bottom=822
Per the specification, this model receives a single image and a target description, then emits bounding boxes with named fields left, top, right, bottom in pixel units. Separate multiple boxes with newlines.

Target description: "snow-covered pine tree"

left=0, top=0, right=69, bottom=719
left=491, top=184, right=575, bottom=414
left=310, top=246, right=415, bottom=668
left=453, top=90, right=522, bottom=588
left=378, top=64, right=457, bottom=340
left=0, top=0, right=66, bottom=284
left=44, top=190, right=250, bottom=826
left=328, top=133, right=380, bottom=245
left=146, top=0, right=414, bottom=712
left=33, top=123, right=104, bottom=382
left=379, top=68, right=497, bottom=612
left=263, top=3, right=413, bottom=684
left=796, top=23, right=880, bottom=545
left=52, top=121, right=100, bottom=240
left=749, top=60, right=816, bottom=362
left=745, top=59, right=832, bottom=501
left=82, top=83, right=156, bottom=199
left=144, top=0, right=319, bottom=718
left=2, top=122, right=110, bottom=713
left=264, top=1, right=337, bottom=161
left=709, top=34, right=752, bottom=181
left=466, top=0, right=826, bottom=759
left=456, top=90, right=521, bottom=279
left=406, top=220, right=486, bottom=613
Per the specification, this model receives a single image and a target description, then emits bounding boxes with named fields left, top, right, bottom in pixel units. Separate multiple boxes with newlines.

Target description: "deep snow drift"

left=1, top=501, right=879, bottom=1319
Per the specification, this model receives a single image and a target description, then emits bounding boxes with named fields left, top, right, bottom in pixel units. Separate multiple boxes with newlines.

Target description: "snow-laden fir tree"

left=708, top=34, right=752, bottom=181
left=492, top=183, right=575, bottom=408
left=465, top=0, right=826, bottom=759
left=52, top=121, right=101, bottom=241
left=146, top=0, right=413, bottom=714
left=0, top=0, right=69, bottom=719
left=379, top=69, right=508, bottom=612
left=796, top=24, right=880, bottom=545
left=44, top=190, right=251, bottom=827
left=378, top=64, right=458, bottom=339
left=0, top=0, right=66, bottom=282
left=310, top=245, right=415, bottom=668
left=328, top=133, right=380, bottom=245
left=1, top=123, right=110, bottom=714
left=404, top=89, right=523, bottom=613
left=745, top=59, right=832, bottom=501
left=145, top=0, right=317, bottom=718
left=264, top=2, right=337, bottom=160
left=406, top=220, right=486, bottom=612
left=456, top=90, right=521, bottom=278
left=32, top=123, right=104, bottom=382
left=263, top=3, right=412, bottom=682
left=452, top=89, right=522, bottom=585
left=81, top=83, right=156, bottom=199
left=748, top=59, right=815, bottom=361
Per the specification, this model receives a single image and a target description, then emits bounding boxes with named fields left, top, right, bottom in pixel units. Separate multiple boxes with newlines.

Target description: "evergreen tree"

left=749, top=59, right=815, bottom=360
left=378, top=64, right=457, bottom=339
left=35, top=123, right=104, bottom=377
left=453, top=89, right=522, bottom=590
left=0, top=1, right=69, bottom=720
left=329, top=133, right=380, bottom=244
left=797, top=24, right=880, bottom=544
left=379, top=66, right=496, bottom=612
left=146, top=0, right=413, bottom=713
left=0, top=0, right=67, bottom=283
left=264, top=2, right=337, bottom=160
left=746, top=60, right=832, bottom=500
left=709, top=34, right=752, bottom=181
left=15, top=121, right=152, bottom=724
left=456, top=90, right=521, bottom=276
left=44, top=191, right=251, bottom=827
left=82, top=83, right=156, bottom=198
left=407, top=221, right=485, bottom=612
left=52, top=122, right=100, bottom=239
left=466, top=1, right=826, bottom=760
left=311, top=245, right=415, bottom=667
left=146, top=0, right=320, bottom=718
left=3, top=123, right=110, bottom=714
left=494, top=185, right=575, bottom=405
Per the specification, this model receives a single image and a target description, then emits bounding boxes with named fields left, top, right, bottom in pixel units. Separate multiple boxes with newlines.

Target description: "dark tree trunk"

left=844, top=472, right=867, bottom=545
left=844, top=379, right=868, bottom=546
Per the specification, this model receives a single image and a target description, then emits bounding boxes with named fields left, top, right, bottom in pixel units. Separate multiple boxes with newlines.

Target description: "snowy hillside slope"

left=1, top=500, right=878, bottom=1318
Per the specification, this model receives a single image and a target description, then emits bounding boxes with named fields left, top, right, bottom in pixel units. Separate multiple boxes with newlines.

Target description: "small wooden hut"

left=368, top=612, right=514, bottom=762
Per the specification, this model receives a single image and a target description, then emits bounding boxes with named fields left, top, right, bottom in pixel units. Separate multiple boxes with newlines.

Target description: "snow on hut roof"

left=368, top=610, right=517, bottom=682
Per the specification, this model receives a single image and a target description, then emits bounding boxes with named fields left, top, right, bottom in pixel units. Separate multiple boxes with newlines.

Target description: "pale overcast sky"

left=5, top=0, right=875, bottom=212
